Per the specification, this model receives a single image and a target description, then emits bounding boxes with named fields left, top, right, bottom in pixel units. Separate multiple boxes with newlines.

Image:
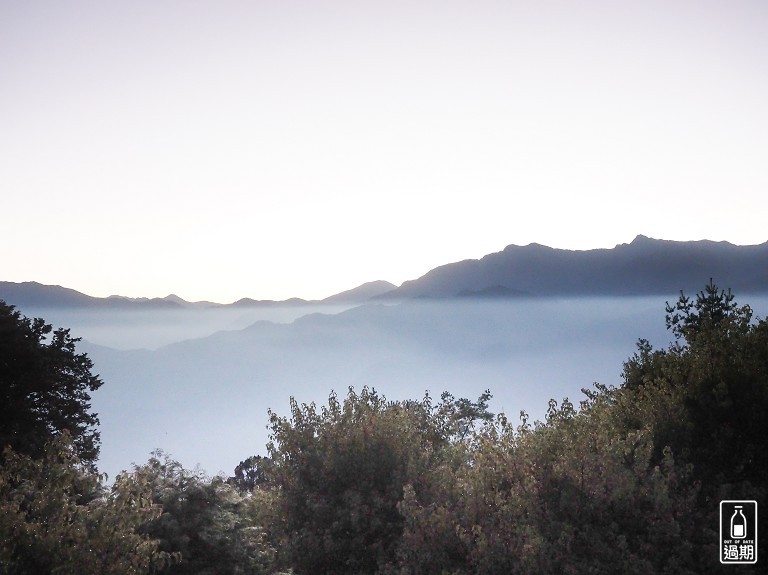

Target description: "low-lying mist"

left=64, top=295, right=768, bottom=480
left=22, top=303, right=355, bottom=350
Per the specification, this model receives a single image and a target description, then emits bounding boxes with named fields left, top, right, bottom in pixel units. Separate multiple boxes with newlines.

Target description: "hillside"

left=0, top=280, right=394, bottom=310
left=380, top=235, right=768, bottom=299
left=0, top=282, right=183, bottom=309
left=4, top=237, right=768, bottom=309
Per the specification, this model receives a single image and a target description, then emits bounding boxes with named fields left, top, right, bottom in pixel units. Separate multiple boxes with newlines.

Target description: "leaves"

left=0, top=435, right=168, bottom=574
left=0, top=300, right=102, bottom=464
left=134, top=451, right=280, bottom=575
left=267, top=386, right=457, bottom=575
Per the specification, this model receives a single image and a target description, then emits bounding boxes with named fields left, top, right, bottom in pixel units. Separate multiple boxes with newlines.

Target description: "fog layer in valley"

left=52, top=295, right=768, bottom=480
left=21, top=304, right=355, bottom=350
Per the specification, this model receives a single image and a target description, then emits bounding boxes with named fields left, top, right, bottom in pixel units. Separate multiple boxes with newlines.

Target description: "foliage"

left=438, top=388, right=494, bottom=442
left=135, top=451, right=281, bottom=575
left=397, top=281, right=767, bottom=574
left=229, top=454, right=272, bottom=493
left=632, top=280, right=768, bottom=488
left=262, top=283, right=768, bottom=573
left=664, top=278, right=748, bottom=343
left=398, top=386, right=701, bottom=574
left=267, top=387, right=465, bottom=575
left=0, top=300, right=102, bottom=464
left=0, top=434, right=168, bottom=574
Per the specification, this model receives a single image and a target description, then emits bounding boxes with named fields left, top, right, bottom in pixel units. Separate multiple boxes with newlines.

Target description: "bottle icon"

left=731, top=506, right=747, bottom=539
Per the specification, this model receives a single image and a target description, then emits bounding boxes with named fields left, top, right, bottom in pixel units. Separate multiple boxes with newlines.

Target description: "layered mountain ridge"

left=379, top=235, right=768, bottom=299
left=2, top=236, right=767, bottom=309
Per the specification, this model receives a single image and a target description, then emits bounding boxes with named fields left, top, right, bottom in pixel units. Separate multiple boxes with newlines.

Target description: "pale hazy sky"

left=2, top=0, right=767, bottom=303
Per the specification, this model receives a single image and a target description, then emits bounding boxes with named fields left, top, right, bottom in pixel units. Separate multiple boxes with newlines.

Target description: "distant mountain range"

left=378, top=235, right=768, bottom=299
left=0, top=279, right=398, bottom=310
left=0, top=282, right=182, bottom=310
left=2, top=236, right=767, bottom=308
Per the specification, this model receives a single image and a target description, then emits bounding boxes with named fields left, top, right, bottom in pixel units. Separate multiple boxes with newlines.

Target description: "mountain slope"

left=5, top=236, right=768, bottom=308
left=0, top=280, right=393, bottom=310
left=380, top=236, right=768, bottom=299
left=0, top=282, right=183, bottom=309
left=321, top=280, right=397, bottom=303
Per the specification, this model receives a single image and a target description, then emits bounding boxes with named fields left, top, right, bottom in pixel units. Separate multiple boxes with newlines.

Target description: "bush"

left=0, top=435, right=168, bottom=574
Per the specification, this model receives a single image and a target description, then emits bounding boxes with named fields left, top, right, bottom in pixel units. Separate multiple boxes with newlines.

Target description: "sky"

left=2, top=0, right=767, bottom=303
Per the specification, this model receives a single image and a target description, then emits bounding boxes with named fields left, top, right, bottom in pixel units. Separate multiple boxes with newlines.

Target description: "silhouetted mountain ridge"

left=0, top=280, right=395, bottom=310
left=0, top=282, right=183, bottom=310
left=379, top=235, right=768, bottom=299
left=3, top=237, right=767, bottom=309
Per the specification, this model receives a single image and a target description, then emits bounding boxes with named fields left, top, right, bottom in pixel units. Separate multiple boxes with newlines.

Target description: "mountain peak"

left=386, top=237, right=768, bottom=298
left=163, top=294, right=189, bottom=305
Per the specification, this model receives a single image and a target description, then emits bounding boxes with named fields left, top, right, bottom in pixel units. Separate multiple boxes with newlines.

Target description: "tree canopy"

left=0, top=300, right=102, bottom=464
left=0, top=434, right=169, bottom=574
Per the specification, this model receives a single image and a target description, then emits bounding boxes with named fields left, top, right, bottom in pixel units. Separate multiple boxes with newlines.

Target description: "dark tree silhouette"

left=665, top=278, right=747, bottom=342
left=0, top=300, right=102, bottom=464
left=230, top=454, right=271, bottom=492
